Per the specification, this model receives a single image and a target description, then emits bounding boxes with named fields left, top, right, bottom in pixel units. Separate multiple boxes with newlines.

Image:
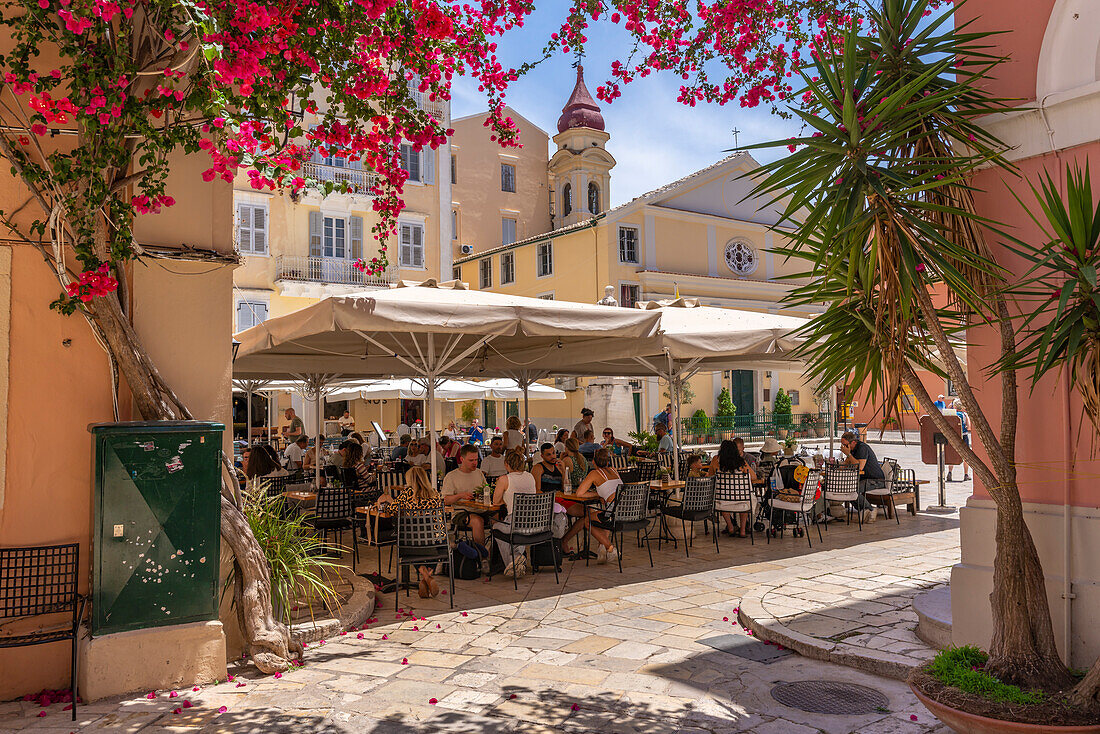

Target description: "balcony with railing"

left=300, top=162, right=380, bottom=193
left=275, top=255, right=397, bottom=290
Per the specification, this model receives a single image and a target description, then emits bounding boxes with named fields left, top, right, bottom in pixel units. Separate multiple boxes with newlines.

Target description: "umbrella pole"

left=428, top=337, right=437, bottom=489
left=267, top=391, right=273, bottom=444
left=523, top=380, right=530, bottom=449
left=314, top=382, right=322, bottom=492
left=666, top=351, right=680, bottom=481
left=246, top=386, right=253, bottom=447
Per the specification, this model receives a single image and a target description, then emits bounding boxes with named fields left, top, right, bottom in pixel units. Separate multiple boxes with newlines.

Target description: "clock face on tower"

left=724, top=239, right=758, bottom=275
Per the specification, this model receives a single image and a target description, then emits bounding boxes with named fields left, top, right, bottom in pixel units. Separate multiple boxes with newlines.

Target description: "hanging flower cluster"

left=0, top=0, right=909, bottom=314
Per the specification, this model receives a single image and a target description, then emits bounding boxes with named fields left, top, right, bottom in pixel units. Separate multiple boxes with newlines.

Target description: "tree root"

left=1071, top=658, right=1100, bottom=707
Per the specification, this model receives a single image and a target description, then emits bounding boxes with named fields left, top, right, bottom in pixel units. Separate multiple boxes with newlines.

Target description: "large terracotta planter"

left=909, top=682, right=1100, bottom=734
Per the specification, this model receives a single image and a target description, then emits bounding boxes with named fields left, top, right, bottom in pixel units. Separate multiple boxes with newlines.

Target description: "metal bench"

left=0, top=543, right=85, bottom=721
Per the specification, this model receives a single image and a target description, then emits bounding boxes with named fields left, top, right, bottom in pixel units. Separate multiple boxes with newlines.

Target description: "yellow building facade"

left=233, top=69, right=819, bottom=437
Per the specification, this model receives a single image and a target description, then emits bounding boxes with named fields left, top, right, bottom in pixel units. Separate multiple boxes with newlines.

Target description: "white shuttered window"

left=399, top=222, right=424, bottom=268
left=237, top=203, right=268, bottom=254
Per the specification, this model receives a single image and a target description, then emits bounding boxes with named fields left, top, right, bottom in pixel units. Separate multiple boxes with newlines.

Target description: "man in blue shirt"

left=390, top=433, right=412, bottom=461
left=467, top=419, right=484, bottom=445
left=933, top=395, right=946, bottom=411
left=578, top=429, right=601, bottom=460
left=655, top=422, right=675, bottom=453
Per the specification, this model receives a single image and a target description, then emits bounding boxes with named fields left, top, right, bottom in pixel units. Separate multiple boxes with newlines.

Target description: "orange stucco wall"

left=0, top=244, right=122, bottom=698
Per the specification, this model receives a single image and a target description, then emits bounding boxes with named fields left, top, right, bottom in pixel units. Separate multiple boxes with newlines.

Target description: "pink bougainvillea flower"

left=571, top=703, right=579, bottom=711
left=145, top=692, right=156, bottom=699
left=381, top=634, right=388, bottom=640
left=436, top=624, right=441, bottom=629
left=509, top=694, right=517, bottom=699
left=37, top=711, right=47, bottom=718
left=182, top=701, right=192, bottom=709
left=227, top=675, right=235, bottom=682
left=236, top=682, right=246, bottom=688
left=461, top=612, right=468, bottom=617
left=172, top=708, right=182, bottom=714
left=428, top=698, right=438, bottom=705
left=401, top=658, right=408, bottom=665
left=273, top=672, right=282, bottom=679
left=723, top=617, right=729, bottom=621
left=169, top=691, right=178, bottom=698
left=218, top=706, right=228, bottom=713
left=413, top=626, right=419, bottom=631
left=910, top=715, right=918, bottom=721
left=357, top=633, right=364, bottom=639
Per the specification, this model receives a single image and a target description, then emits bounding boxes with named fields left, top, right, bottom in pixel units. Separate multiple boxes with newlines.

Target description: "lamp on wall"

left=232, top=338, right=241, bottom=362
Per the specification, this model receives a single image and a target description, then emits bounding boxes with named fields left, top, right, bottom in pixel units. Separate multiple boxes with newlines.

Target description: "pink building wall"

left=950, top=0, right=1100, bottom=666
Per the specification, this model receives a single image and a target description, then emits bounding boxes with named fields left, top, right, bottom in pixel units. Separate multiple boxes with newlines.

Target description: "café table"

left=648, top=480, right=684, bottom=547
left=556, top=492, right=602, bottom=563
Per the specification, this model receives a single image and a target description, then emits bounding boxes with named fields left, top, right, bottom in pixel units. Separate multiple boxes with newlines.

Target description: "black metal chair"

left=490, top=492, right=558, bottom=590
left=324, top=465, right=341, bottom=484
left=634, top=460, right=659, bottom=482
left=592, top=482, right=652, bottom=573
left=769, top=469, right=823, bottom=547
left=0, top=544, right=85, bottom=721
left=307, top=487, right=358, bottom=565
left=394, top=501, right=453, bottom=609
left=823, top=466, right=862, bottom=530
left=257, top=473, right=290, bottom=499
left=661, top=476, right=717, bottom=556
left=609, top=454, right=630, bottom=470
left=714, top=471, right=756, bottom=545
left=618, top=467, right=640, bottom=484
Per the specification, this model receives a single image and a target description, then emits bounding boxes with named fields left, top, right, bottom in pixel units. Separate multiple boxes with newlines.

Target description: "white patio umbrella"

left=234, top=279, right=663, bottom=486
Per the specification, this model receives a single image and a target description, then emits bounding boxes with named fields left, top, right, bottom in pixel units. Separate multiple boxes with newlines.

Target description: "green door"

left=90, top=422, right=223, bottom=636
left=482, top=400, right=497, bottom=431
left=632, top=392, right=642, bottom=434
left=731, top=370, right=755, bottom=414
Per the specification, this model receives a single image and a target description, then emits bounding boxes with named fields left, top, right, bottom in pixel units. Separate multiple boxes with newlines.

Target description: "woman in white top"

left=442, top=421, right=457, bottom=440
left=559, top=448, right=619, bottom=564
left=552, top=428, right=569, bottom=456
left=503, top=415, right=526, bottom=453
left=492, top=450, right=537, bottom=578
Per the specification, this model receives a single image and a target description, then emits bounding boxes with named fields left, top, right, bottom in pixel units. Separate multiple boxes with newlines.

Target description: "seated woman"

left=491, top=450, right=538, bottom=579
left=559, top=448, right=619, bottom=564
left=707, top=439, right=759, bottom=537
left=555, top=438, right=588, bottom=554
left=342, top=441, right=378, bottom=499
left=375, top=466, right=443, bottom=598
left=600, top=428, right=633, bottom=456
left=503, top=415, right=526, bottom=454
left=245, top=446, right=289, bottom=483
left=439, top=435, right=462, bottom=460
left=553, top=428, right=569, bottom=455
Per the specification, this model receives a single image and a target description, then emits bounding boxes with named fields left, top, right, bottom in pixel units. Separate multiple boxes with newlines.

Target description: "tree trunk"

left=985, top=493, right=1074, bottom=690
left=90, top=287, right=298, bottom=674
left=901, top=363, right=1073, bottom=691
left=1072, top=657, right=1100, bottom=705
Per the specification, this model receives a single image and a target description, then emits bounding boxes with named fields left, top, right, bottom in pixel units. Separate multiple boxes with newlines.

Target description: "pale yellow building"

left=232, top=69, right=819, bottom=437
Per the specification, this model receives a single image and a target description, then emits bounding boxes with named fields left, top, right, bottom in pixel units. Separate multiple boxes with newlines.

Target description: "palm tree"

left=747, top=0, right=1099, bottom=698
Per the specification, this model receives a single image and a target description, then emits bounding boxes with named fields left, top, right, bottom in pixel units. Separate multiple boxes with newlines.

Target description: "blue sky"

left=450, top=6, right=805, bottom=207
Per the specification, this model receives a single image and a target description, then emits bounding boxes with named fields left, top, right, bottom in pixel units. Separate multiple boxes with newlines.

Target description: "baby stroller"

left=752, top=456, right=808, bottom=536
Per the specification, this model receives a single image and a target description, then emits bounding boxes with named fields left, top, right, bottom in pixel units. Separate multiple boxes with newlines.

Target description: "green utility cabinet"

left=89, top=421, right=224, bottom=636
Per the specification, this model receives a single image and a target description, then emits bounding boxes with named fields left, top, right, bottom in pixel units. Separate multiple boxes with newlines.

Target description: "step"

left=913, top=585, right=952, bottom=650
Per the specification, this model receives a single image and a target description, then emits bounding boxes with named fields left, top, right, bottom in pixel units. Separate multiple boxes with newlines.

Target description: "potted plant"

left=750, top=0, right=1100, bottom=723
left=773, top=389, right=792, bottom=439
left=783, top=436, right=797, bottom=456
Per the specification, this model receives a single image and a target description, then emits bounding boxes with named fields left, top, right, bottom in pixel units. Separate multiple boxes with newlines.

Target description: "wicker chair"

left=394, top=501, right=453, bottom=608
left=490, top=492, right=558, bottom=590
left=769, top=469, right=823, bottom=547
left=661, top=476, right=717, bottom=556
left=823, top=466, right=863, bottom=530
left=866, top=460, right=911, bottom=525
left=714, top=471, right=757, bottom=544
left=592, top=482, right=652, bottom=572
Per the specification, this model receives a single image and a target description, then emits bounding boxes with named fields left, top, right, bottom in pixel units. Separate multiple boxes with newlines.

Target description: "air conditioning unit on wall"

left=460, top=244, right=474, bottom=254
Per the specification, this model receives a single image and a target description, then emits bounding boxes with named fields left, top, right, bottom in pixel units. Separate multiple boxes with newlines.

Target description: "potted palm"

left=749, top=0, right=1100, bottom=727
left=773, top=389, right=792, bottom=439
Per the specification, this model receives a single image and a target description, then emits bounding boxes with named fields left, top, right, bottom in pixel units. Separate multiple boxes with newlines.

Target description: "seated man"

left=441, top=444, right=491, bottom=554
left=578, top=429, right=601, bottom=460
left=655, top=422, right=675, bottom=453
left=407, top=439, right=433, bottom=467
left=480, top=436, right=507, bottom=479
left=468, top=419, right=484, bottom=445
left=840, top=430, right=884, bottom=522
left=734, top=437, right=758, bottom=468
left=283, top=434, right=308, bottom=472
left=390, top=433, right=412, bottom=462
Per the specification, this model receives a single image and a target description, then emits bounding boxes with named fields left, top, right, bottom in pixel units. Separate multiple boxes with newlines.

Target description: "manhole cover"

left=770, top=680, right=889, bottom=715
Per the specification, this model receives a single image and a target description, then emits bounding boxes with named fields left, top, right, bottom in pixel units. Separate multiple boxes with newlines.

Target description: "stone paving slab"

left=4, top=443, right=966, bottom=733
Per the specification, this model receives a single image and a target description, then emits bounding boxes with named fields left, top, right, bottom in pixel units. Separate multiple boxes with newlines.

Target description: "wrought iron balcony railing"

left=275, top=255, right=397, bottom=289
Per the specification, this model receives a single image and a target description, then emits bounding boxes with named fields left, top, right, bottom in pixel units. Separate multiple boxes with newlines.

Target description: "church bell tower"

left=548, top=65, right=616, bottom=228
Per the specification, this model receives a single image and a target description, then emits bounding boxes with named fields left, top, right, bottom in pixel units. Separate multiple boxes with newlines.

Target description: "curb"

left=737, top=586, right=920, bottom=682
left=289, top=568, right=376, bottom=646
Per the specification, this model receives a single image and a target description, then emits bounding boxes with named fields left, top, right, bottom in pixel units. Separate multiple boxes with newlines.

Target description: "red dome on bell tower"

left=556, top=66, right=605, bottom=133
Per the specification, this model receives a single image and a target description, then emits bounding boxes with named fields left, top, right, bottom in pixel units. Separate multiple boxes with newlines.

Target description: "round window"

left=724, top=239, right=758, bottom=275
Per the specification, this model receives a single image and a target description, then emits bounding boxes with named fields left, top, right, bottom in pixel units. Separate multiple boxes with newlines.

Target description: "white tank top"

left=593, top=468, right=622, bottom=501
left=502, top=470, right=536, bottom=513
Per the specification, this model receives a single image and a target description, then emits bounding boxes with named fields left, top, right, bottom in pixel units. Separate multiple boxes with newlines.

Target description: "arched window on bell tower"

left=562, top=183, right=572, bottom=216
left=588, top=182, right=600, bottom=214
